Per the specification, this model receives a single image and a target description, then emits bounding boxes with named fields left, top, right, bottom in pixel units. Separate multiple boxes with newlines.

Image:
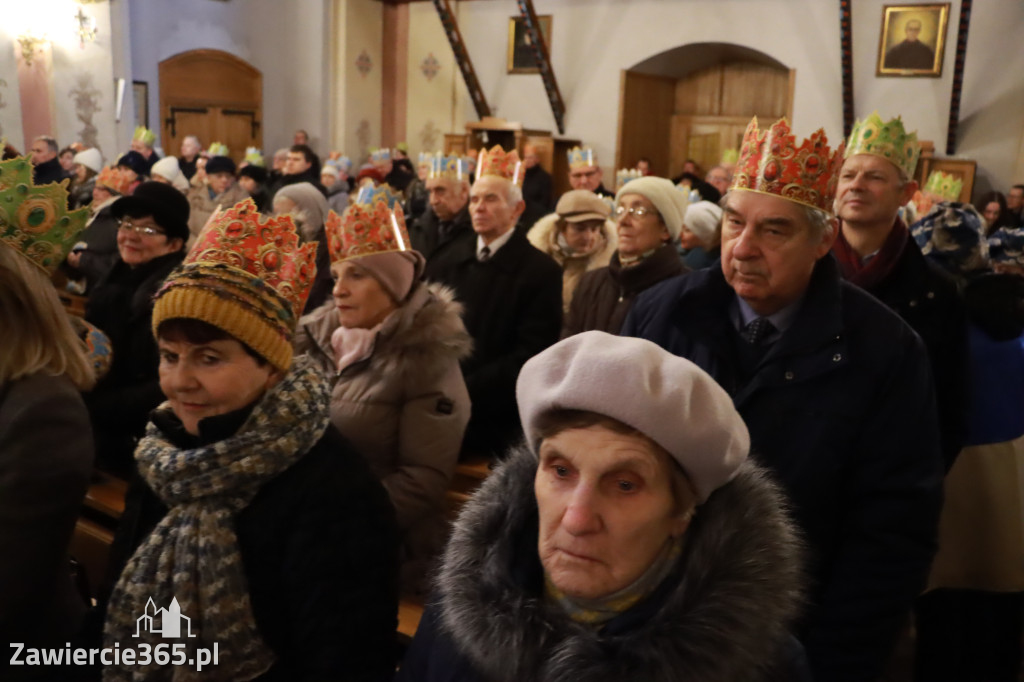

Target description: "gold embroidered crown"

left=325, top=186, right=411, bottom=265
left=731, top=117, right=845, bottom=214
left=0, top=157, right=89, bottom=274
left=477, top=145, right=523, bottom=185
left=845, top=111, right=921, bottom=178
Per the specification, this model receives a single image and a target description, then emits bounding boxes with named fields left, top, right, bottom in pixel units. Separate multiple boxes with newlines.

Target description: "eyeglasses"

left=117, top=219, right=165, bottom=236
left=615, top=205, right=656, bottom=219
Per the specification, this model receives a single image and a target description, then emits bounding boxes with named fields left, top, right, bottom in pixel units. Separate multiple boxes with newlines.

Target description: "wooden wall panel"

left=617, top=71, right=675, bottom=177
left=720, top=63, right=788, bottom=119
left=675, top=67, right=722, bottom=117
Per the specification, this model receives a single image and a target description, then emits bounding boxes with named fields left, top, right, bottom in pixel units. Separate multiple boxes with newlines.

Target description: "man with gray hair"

left=178, top=135, right=201, bottom=180
left=427, top=146, right=562, bottom=459
left=30, top=135, right=66, bottom=185
left=624, top=117, right=943, bottom=682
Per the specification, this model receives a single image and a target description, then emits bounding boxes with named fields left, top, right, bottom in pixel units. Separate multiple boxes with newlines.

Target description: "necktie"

left=479, top=245, right=491, bottom=262
left=741, top=317, right=775, bottom=345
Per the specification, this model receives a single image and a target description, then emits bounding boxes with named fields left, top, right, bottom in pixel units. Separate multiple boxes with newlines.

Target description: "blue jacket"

left=622, top=257, right=944, bottom=682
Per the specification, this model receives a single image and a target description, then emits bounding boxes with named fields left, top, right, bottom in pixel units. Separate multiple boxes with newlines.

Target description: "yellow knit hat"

left=152, top=200, right=318, bottom=371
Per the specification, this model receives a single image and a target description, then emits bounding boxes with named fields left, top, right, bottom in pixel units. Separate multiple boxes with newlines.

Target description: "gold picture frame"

left=877, top=4, right=950, bottom=77
left=507, top=15, right=552, bottom=75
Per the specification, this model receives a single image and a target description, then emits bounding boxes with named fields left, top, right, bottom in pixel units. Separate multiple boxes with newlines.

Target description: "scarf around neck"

left=103, top=356, right=331, bottom=681
left=834, top=217, right=909, bottom=290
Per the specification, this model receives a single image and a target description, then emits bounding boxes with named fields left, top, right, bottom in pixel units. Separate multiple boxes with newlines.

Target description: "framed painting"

left=507, top=15, right=552, bottom=74
left=132, top=80, right=149, bottom=129
left=877, top=4, right=950, bottom=77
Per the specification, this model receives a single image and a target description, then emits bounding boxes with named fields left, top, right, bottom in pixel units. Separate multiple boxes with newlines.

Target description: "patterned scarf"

left=545, top=536, right=684, bottom=627
left=102, top=357, right=331, bottom=681
left=833, top=217, right=909, bottom=290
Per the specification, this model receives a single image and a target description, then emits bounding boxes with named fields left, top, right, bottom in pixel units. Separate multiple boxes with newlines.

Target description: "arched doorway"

left=617, top=43, right=793, bottom=178
left=158, top=50, right=262, bottom=165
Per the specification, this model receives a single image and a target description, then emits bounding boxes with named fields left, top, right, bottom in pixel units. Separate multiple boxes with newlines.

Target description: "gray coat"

left=294, top=281, right=472, bottom=591
left=398, top=446, right=806, bottom=682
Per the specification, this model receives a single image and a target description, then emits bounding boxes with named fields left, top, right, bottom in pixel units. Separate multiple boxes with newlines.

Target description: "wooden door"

left=159, top=50, right=262, bottom=164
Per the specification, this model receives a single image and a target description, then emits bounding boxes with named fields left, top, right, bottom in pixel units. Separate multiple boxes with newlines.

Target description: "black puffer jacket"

left=398, top=447, right=807, bottom=682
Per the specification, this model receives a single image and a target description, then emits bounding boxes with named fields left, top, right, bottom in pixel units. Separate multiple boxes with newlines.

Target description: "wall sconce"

left=75, top=7, right=97, bottom=47
left=17, top=33, right=48, bottom=66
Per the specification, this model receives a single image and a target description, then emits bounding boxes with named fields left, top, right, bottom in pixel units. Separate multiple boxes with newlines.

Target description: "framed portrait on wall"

left=507, top=15, right=552, bottom=74
left=876, top=4, right=950, bottom=77
left=132, top=80, right=149, bottom=129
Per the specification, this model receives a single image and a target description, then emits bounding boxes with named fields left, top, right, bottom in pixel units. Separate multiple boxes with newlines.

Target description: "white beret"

left=614, top=176, right=690, bottom=239
left=73, top=148, right=103, bottom=174
left=684, top=200, right=724, bottom=247
left=516, top=331, right=749, bottom=502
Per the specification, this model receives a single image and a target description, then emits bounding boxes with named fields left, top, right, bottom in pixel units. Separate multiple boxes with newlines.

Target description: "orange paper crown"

left=325, top=186, right=412, bottom=265
left=152, top=200, right=318, bottom=369
left=96, top=166, right=132, bottom=195
left=477, top=145, right=523, bottom=185
left=730, top=117, right=845, bottom=214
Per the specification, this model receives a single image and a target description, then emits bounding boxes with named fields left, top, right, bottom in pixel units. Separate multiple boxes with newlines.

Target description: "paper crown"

left=325, top=186, right=412, bottom=265
left=0, top=157, right=90, bottom=274
left=370, top=148, right=392, bottom=163
left=153, top=199, right=318, bottom=369
left=427, top=153, right=470, bottom=181
left=207, top=142, right=229, bottom=157
left=721, top=149, right=740, bottom=165
left=924, top=170, right=963, bottom=201
left=96, top=166, right=132, bottom=195
left=244, top=147, right=265, bottom=167
left=132, top=126, right=156, bottom=146
left=730, top=117, right=845, bottom=214
left=615, top=168, right=643, bottom=191
left=567, top=146, right=596, bottom=170
left=477, top=145, right=522, bottom=185
left=845, top=111, right=921, bottom=178
left=334, top=155, right=352, bottom=172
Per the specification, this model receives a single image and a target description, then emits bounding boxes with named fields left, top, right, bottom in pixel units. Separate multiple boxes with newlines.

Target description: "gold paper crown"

left=325, top=186, right=411, bottom=265
left=133, top=126, right=156, bottom=146
left=567, top=146, right=596, bottom=170
left=845, top=111, right=921, bottom=178
left=731, top=117, right=845, bottom=214
left=152, top=199, right=318, bottom=370
left=924, top=171, right=963, bottom=201
left=244, top=147, right=265, bottom=167
left=207, top=142, right=229, bottom=157
left=427, top=153, right=470, bottom=181
left=0, top=157, right=89, bottom=274
left=477, top=145, right=522, bottom=185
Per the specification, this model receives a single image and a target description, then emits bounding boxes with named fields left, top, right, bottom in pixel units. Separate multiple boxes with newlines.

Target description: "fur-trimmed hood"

left=297, top=279, right=472, bottom=383
left=435, top=445, right=805, bottom=682
left=527, top=212, right=618, bottom=271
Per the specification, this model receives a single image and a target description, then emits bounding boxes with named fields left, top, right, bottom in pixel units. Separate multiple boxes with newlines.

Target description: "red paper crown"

left=477, top=145, right=523, bottom=185
left=325, top=193, right=412, bottom=265
left=730, top=117, right=845, bottom=213
left=185, top=199, right=318, bottom=323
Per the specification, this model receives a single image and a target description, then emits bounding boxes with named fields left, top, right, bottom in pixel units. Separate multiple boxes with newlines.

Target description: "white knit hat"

left=150, top=156, right=189, bottom=192
left=321, top=164, right=339, bottom=179
left=517, top=331, right=749, bottom=502
left=73, top=148, right=103, bottom=174
left=614, top=176, right=690, bottom=239
left=684, top=200, right=724, bottom=247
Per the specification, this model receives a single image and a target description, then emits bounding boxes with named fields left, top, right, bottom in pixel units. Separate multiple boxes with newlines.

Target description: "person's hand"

left=67, top=251, right=82, bottom=268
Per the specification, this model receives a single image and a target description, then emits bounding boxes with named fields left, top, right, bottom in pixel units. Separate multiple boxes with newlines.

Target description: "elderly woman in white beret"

left=679, top=199, right=724, bottom=270
left=397, top=331, right=807, bottom=682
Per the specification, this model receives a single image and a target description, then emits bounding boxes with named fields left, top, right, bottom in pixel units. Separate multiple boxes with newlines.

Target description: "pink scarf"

left=330, top=322, right=383, bottom=373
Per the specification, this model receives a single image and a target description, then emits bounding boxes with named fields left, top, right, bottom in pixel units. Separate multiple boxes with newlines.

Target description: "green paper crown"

left=845, top=111, right=921, bottom=178
left=0, top=157, right=89, bottom=274
left=244, top=146, right=265, bottom=167
left=721, top=148, right=739, bottom=165
left=207, top=142, right=229, bottom=157
left=133, top=126, right=156, bottom=146
left=924, top=171, right=963, bottom=201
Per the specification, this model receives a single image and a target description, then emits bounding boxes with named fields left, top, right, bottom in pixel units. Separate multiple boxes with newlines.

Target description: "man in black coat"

left=426, top=151, right=562, bottom=459
left=622, top=118, right=944, bottom=682
left=834, top=115, right=968, bottom=470
left=519, top=144, right=552, bottom=232
left=411, top=159, right=472, bottom=267
left=268, top=144, right=327, bottom=197
left=30, top=135, right=68, bottom=186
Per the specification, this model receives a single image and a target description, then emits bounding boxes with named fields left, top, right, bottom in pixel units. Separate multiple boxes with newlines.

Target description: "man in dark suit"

left=411, top=154, right=473, bottom=275
left=30, top=136, right=68, bottom=186
left=520, top=144, right=552, bottom=232
left=427, top=146, right=562, bottom=459
left=884, top=19, right=936, bottom=70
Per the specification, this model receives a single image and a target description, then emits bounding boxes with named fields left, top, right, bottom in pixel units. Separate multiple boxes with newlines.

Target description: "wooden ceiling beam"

left=516, top=0, right=565, bottom=134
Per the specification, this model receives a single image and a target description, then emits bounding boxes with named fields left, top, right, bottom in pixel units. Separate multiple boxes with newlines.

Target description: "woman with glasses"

left=84, top=181, right=189, bottom=475
left=564, top=177, right=688, bottom=336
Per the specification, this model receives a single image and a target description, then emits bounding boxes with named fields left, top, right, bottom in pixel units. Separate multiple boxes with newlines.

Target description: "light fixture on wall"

left=17, top=32, right=48, bottom=66
left=75, top=6, right=98, bottom=47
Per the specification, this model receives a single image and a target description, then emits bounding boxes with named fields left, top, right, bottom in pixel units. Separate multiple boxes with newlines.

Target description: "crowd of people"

left=1, top=109, right=1023, bottom=682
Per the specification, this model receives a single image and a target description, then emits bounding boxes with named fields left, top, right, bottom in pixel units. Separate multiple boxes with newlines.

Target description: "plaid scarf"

left=103, top=356, right=330, bottom=681
left=833, top=217, right=909, bottom=291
